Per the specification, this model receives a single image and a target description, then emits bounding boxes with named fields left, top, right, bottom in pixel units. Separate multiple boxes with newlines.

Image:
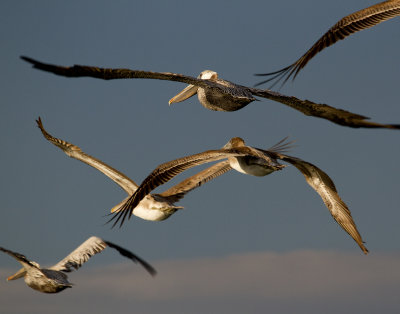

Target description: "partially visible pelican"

left=256, top=0, right=400, bottom=86
left=22, top=56, right=400, bottom=130
left=37, top=117, right=232, bottom=221
left=111, top=137, right=368, bottom=255
left=0, top=236, right=156, bottom=293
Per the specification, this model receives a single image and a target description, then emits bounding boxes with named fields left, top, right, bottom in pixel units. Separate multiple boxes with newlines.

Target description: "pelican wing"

left=50, top=237, right=107, bottom=272
left=256, top=0, right=400, bottom=86
left=36, top=117, right=138, bottom=195
left=103, top=241, right=156, bottom=276
left=278, top=154, right=368, bottom=254
left=159, top=160, right=232, bottom=202
left=0, top=247, right=39, bottom=269
left=109, top=149, right=248, bottom=227
left=50, top=236, right=156, bottom=276
left=250, top=88, right=400, bottom=129
left=21, top=56, right=223, bottom=91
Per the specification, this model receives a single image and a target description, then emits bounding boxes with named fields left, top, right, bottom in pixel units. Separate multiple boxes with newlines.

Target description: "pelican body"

left=222, top=137, right=285, bottom=176
left=111, top=194, right=181, bottom=221
left=1, top=236, right=156, bottom=293
left=9, top=260, right=72, bottom=293
left=169, top=70, right=256, bottom=112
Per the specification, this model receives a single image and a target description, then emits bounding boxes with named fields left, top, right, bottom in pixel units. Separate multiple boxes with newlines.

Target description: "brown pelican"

left=36, top=117, right=232, bottom=221
left=111, top=137, right=368, bottom=255
left=256, top=0, right=400, bottom=86
left=0, top=236, right=156, bottom=293
left=22, top=56, right=399, bottom=130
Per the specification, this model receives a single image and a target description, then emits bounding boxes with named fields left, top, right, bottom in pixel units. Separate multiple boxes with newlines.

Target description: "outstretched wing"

left=159, top=160, right=232, bottom=202
left=36, top=117, right=138, bottom=195
left=0, top=247, right=39, bottom=269
left=250, top=88, right=400, bottom=129
left=256, top=0, right=400, bottom=86
left=103, top=241, right=156, bottom=276
left=109, top=149, right=248, bottom=227
left=25, top=58, right=400, bottom=130
left=50, top=237, right=107, bottom=272
left=21, top=56, right=223, bottom=91
left=50, top=236, right=156, bottom=276
left=279, top=154, right=368, bottom=254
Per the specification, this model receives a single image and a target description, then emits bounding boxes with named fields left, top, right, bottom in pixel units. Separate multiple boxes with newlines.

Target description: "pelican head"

left=169, top=70, right=218, bottom=105
left=223, top=137, right=246, bottom=149
left=198, top=70, right=218, bottom=80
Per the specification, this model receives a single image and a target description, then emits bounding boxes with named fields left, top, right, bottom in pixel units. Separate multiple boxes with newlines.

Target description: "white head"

left=169, top=70, right=218, bottom=105
left=197, top=70, right=218, bottom=80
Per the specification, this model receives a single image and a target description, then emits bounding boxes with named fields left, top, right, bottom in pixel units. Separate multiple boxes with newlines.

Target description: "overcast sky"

left=0, top=0, right=399, bottom=313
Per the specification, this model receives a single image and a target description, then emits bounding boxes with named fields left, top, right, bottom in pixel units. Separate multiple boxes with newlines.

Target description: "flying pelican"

left=256, top=0, right=400, bottom=86
left=22, top=56, right=399, bottom=130
left=110, top=137, right=368, bottom=254
left=0, top=236, right=156, bottom=293
left=36, top=117, right=232, bottom=221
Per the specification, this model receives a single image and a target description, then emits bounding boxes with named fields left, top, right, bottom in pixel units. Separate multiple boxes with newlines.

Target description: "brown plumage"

left=256, top=0, right=400, bottom=86
left=22, top=56, right=400, bottom=129
left=110, top=137, right=368, bottom=255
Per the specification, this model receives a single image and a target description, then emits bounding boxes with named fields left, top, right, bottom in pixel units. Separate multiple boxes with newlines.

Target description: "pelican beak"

left=110, top=197, right=129, bottom=213
left=222, top=139, right=234, bottom=149
left=168, top=84, right=198, bottom=105
left=7, top=268, right=26, bottom=281
left=222, top=142, right=232, bottom=149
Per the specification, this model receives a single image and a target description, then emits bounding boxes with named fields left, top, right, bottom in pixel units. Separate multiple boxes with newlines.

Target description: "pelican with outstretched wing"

left=37, top=117, right=232, bottom=221
left=111, top=137, right=368, bottom=255
left=23, top=57, right=400, bottom=130
left=0, top=236, right=156, bottom=293
left=256, top=0, right=400, bottom=86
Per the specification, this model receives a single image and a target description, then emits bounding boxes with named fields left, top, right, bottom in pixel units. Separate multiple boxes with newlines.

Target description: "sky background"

left=0, top=0, right=399, bottom=313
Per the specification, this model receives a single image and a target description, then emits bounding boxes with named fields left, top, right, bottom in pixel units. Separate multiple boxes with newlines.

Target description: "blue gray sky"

left=0, top=1, right=399, bottom=313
